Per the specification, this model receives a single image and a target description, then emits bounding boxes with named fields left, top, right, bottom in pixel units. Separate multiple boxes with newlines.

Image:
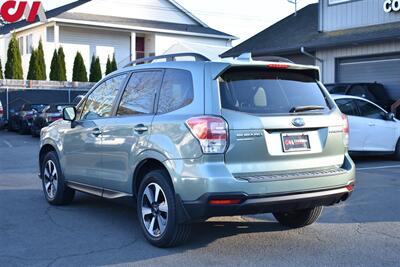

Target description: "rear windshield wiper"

left=290, top=105, right=325, bottom=113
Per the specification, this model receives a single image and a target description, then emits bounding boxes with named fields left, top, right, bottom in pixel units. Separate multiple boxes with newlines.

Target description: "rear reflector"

left=267, top=64, right=289, bottom=69
left=208, top=199, right=241, bottom=205
left=346, top=185, right=354, bottom=191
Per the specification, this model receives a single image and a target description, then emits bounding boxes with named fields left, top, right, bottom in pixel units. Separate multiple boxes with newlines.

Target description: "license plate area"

left=281, top=133, right=310, bottom=152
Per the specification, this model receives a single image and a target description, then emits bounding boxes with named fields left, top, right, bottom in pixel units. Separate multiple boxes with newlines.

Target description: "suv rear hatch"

left=218, top=65, right=347, bottom=177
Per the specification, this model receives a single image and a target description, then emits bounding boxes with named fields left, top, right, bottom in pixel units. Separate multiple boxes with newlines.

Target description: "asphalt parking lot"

left=0, top=130, right=399, bottom=267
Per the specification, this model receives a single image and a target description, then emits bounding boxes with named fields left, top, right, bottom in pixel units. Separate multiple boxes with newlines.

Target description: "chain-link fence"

left=0, top=88, right=89, bottom=120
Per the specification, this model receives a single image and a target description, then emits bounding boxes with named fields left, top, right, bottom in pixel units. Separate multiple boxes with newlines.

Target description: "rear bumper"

left=167, top=154, right=356, bottom=202
left=178, top=185, right=353, bottom=222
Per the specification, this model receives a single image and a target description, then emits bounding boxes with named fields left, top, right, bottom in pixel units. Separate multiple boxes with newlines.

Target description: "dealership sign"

left=384, top=0, right=400, bottom=12
left=0, top=1, right=46, bottom=23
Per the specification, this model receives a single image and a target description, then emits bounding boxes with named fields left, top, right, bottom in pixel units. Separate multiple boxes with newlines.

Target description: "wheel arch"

left=39, top=142, right=60, bottom=177
left=132, top=156, right=173, bottom=197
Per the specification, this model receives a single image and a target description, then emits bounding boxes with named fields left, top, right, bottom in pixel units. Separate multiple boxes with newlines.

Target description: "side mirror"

left=63, top=107, right=77, bottom=122
left=385, top=112, right=395, bottom=121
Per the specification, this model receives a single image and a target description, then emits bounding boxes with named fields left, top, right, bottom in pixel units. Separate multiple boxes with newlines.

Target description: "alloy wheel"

left=141, top=183, right=168, bottom=237
left=43, top=160, right=58, bottom=200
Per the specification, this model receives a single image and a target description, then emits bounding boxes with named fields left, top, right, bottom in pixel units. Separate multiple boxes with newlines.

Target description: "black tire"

left=394, top=139, right=400, bottom=161
left=137, top=169, right=191, bottom=247
left=18, top=121, right=28, bottom=135
left=31, top=127, right=39, bottom=137
left=273, top=206, right=323, bottom=228
left=41, top=151, right=75, bottom=205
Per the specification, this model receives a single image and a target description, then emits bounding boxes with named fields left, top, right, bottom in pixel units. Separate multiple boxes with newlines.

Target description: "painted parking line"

left=357, top=165, right=400, bottom=171
left=3, top=140, right=13, bottom=148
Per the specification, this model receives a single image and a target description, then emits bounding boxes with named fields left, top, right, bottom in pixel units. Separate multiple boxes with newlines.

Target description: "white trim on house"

left=166, top=0, right=209, bottom=28
left=48, top=18, right=235, bottom=40
left=2, top=18, right=235, bottom=41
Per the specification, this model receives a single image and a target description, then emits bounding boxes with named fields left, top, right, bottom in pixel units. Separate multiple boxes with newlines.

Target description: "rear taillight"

left=346, top=184, right=354, bottom=192
left=186, top=116, right=228, bottom=154
left=342, top=114, right=349, bottom=148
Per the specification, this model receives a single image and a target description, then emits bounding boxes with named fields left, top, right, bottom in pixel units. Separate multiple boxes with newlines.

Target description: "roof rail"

left=258, top=56, right=294, bottom=63
left=124, top=53, right=211, bottom=68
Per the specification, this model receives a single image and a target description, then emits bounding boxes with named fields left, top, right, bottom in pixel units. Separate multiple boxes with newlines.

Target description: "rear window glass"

left=220, top=69, right=329, bottom=115
left=30, top=104, right=48, bottom=112
left=47, top=105, right=71, bottom=113
left=327, top=85, right=347, bottom=94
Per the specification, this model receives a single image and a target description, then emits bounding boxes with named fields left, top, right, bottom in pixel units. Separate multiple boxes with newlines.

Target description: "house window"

left=26, top=34, right=33, bottom=54
left=328, top=0, right=352, bottom=5
left=47, top=26, right=54, bottom=42
left=18, top=37, right=24, bottom=55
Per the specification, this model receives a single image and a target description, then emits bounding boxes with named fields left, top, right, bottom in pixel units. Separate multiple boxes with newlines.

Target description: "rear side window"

left=117, top=71, right=163, bottom=116
left=348, top=85, right=376, bottom=102
left=356, top=100, right=385, bottom=120
left=220, top=69, right=329, bottom=115
left=157, top=69, right=193, bottom=114
left=335, top=99, right=358, bottom=116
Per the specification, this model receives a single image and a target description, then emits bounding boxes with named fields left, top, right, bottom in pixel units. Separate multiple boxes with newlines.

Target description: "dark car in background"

left=0, top=100, right=5, bottom=130
left=8, top=103, right=48, bottom=134
left=71, top=95, right=84, bottom=106
left=325, top=82, right=395, bottom=114
left=31, top=104, right=73, bottom=137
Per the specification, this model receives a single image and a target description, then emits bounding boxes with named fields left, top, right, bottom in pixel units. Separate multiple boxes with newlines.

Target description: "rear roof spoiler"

left=212, top=63, right=321, bottom=81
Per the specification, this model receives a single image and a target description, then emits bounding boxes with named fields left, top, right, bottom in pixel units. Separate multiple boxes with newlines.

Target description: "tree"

left=5, top=34, right=23, bottom=79
left=36, top=39, right=46, bottom=80
left=49, top=49, right=60, bottom=81
left=57, top=46, right=67, bottom=81
left=111, top=53, right=117, bottom=72
left=72, top=51, right=88, bottom=82
left=27, top=49, right=39, bottom=80
left=0, top=59, right=3, bottom=79
left=89, top=54, right=102, bottom=82
left=105, top=55, right=112, bottom=75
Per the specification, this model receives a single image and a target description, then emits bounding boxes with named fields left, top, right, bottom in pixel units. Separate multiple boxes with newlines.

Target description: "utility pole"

left=288, top=0, right=298, bottom=16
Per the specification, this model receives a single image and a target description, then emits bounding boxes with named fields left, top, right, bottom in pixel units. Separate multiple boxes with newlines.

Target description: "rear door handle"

left=134, top=124, right=148, bottom=134
left=368, top=123, right=375, bottom=127
left=92, top=128, right=102, bottom=137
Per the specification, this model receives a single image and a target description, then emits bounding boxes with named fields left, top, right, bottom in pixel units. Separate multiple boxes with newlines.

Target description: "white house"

left=0, top=0, right=235, bottom=81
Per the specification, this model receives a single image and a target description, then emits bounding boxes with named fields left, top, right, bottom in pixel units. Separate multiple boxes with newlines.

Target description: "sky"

left=36, top=0, right=318, bottom=44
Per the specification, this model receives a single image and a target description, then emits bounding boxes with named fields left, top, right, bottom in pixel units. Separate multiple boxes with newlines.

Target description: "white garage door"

left=337, top=54, right=400, bottom=99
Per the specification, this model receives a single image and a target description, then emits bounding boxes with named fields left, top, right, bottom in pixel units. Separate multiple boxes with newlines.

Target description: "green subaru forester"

left=39, top=53, right=355, bottom=247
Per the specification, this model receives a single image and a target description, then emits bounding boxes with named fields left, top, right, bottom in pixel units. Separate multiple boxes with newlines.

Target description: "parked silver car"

left=39, top=53, right=355, bottom=247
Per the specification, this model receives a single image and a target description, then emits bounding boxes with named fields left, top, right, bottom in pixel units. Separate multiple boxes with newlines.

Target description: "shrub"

left=5, top=33, right=23, bottom=79
left=49, top=49, right=60, bottom=81
left=105, top=55, right=112, bottom=75
left=72, top=51, right=88, bottom=82
left=27, top=49, right=39, bottom=80
left=111, top=53, right=118, bottom=72
left=0, top=59, right=3, bottom=79
left=58, top=46, right=67, bottom=81
left=89, top=54, right=102, bottom=82
left=36, top=39, right=46, bottom=80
